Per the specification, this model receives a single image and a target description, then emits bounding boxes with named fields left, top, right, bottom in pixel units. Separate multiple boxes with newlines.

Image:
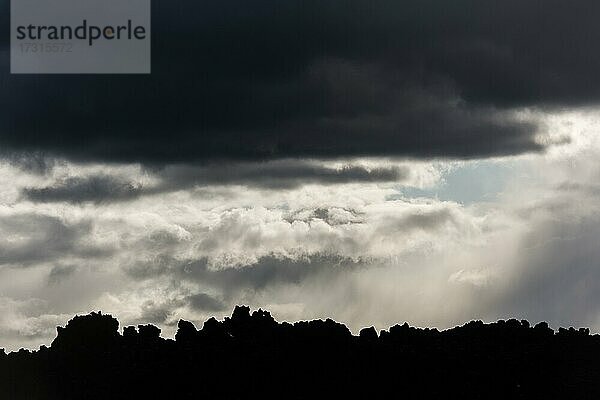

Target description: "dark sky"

left=2, top=0, right=600, bottom=163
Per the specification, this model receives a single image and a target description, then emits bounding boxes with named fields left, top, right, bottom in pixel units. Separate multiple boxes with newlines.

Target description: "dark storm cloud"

left=3, top=152, right=58, bottom=175
left=22, top=175, right=143, bottom=204
left=185, top=293, right=226, bottom=312
left=149, top=160, right=408, bottom=191
left=20, top=162, right=406, bottom=204
left=179, top=254, right=365, bottom=292
left=3, top=0, right=597, bottom=162
left=126, top=253, right=365, bottom=292
left=139, top=299, right=186, bottom=325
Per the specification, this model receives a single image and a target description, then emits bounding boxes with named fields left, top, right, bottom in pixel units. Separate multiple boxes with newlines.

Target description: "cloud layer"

left=4, top=0, right=599, bottom=161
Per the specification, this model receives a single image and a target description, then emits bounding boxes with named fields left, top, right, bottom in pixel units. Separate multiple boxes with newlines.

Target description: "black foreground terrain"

left=1, top=306, right=599, bottom=399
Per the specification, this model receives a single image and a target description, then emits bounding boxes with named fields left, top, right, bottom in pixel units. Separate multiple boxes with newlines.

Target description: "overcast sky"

left=2, top=0, right=600, bottom=350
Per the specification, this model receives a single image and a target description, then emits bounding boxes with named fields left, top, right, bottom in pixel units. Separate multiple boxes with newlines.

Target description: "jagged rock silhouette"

left=1, top=306, right=600, bottom=399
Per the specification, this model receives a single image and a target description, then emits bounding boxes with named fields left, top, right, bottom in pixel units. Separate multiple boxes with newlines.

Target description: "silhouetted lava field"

left=2, top=306, right=599, bottom=399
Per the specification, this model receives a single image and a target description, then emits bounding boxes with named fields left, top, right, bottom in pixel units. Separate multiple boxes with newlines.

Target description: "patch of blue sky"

left=390, top=159, right=533, bottom=205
